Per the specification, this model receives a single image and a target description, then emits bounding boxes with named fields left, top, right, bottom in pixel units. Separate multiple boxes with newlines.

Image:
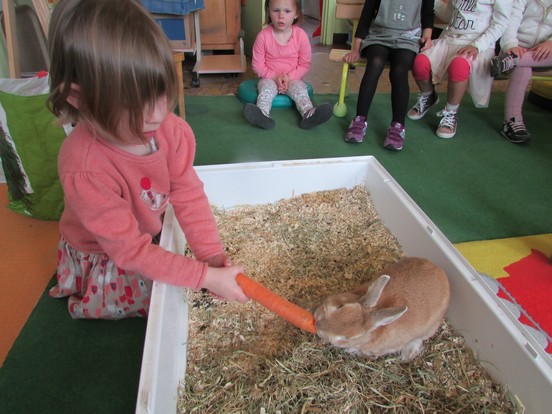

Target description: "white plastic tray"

left=136, top=156, right=552, bottom=414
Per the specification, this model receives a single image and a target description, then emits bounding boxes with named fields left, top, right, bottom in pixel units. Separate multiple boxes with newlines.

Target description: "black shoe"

left=299, top=103, right=332, bottom=130
left=407, top=90, right=439, bottom=120
left=244, top=103, right=275, bottom=130
left=501, top=117, right=531, bottom=144
left=490, top=54, right=518, bottom=78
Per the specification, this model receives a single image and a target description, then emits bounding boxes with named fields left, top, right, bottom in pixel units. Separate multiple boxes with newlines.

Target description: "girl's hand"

left=457, top=45, right=478, bottom=60
left=507, top=46, right=527, bottom=59
left=420, top=28, right=433, bottom=52
left=204, top=253, right=232, bottom=268
left=202, top=265, right=249, bottom=303
left=343, top=51, right=360, bottom=64
left=530, top=41, right=552, bottom=61
left=420, top=37, right=433, bottom=52
left=276, top=74, right=290, bottom=94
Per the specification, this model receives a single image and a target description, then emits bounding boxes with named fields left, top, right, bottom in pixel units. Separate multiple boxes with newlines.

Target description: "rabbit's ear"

left=360, top=274, right=390, bottom=307
left=371, top=306, right=408, bottom=328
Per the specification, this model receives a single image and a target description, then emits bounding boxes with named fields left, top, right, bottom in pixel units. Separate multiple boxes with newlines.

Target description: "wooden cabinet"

left=192, top=0, right=246, bottom=86
left=198, top=0, right=241, bottom=52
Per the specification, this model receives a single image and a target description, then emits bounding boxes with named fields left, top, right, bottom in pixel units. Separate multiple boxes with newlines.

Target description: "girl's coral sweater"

left=58, top=113, right=224, bottom=289
left=252, top=25, right=312, bottom=81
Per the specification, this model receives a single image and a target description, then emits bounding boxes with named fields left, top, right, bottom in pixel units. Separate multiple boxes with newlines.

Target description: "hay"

left=177, top=187, right=517, bottom=413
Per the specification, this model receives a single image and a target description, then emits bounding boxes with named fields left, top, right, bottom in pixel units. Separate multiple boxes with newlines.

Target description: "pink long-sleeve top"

left=58, top=113, right=224, bottom=290
left=251, top=25, right=312, bottom=81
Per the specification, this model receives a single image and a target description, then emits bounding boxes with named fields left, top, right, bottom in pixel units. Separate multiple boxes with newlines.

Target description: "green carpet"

left=1, top=92, right=550, bottom=414
left=189, top=93, right=552, bottom=242
left=0, top=278, right=147, bottom=414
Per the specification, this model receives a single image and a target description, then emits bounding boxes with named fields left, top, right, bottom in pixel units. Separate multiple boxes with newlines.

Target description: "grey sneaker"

left=491, top=54, right=518, bottom=78
left=501, top=117, right=531, bottom=144
left=383, top=122, right=405, bottom=151
left=345, top=116, right=367, bottom=143
left=407, top=91, right=439, bottom=120
left=244, top=103, right=275, bottom=130
left=300, top=103, right=332, bottom=130
left=436, top=108, right=458, bottom=139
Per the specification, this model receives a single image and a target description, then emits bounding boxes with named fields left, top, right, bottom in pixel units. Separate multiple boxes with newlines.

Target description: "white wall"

left=303, top=0, right=320, bottom=19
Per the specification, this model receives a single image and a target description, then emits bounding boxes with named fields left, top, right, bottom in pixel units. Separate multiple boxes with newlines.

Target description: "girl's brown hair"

left=264, top=0, right=304, bottom=26
left=47, top=0, right=177, bottom=143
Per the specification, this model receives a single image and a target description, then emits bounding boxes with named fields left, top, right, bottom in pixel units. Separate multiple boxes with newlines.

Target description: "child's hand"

left=530, top=41, right=552, bottom=61
left=457, top=45, right=478, bottom=60
left=420, top=28, right=433, bottom=52
left=343, top=51, right=360, bottom=64
left=202, top=265, right=249, bottom=303
left=204, top=253, right=232, bottom=268
left=507, top=46, right=527, bottom=59
left=420, top=36, right=433, bottom=52
left=276, top=74, right=289, bottom=94
left=275, top=76, right=285, bottom=93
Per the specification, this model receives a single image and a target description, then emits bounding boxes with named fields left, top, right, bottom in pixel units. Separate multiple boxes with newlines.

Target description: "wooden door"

left=198, top=0, right=240, bottom=51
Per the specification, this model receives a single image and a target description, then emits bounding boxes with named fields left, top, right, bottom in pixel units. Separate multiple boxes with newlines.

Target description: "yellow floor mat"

left=455, top=234, right=552, bottom=279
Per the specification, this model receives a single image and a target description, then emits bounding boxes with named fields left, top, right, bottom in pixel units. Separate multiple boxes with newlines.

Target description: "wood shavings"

left=178, top=186, right=517, bottom=413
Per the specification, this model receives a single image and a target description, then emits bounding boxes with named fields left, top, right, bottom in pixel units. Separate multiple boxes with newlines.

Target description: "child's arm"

left=500, top=0, right=526, bottom=53
left=354, top=0, right=381, bottom=41
left=420, top=0, right=435, bottom=51
left=204, top=253, right=232, bottom=268
left=344, top=0, right=381, bottom=63
left=168, top=121, right=228, bottom=263
left=472, top=0, right=513, bottom=53
left=434, top=0, right=453, bottom=24
left=285, top=27, right=311, bottom=81
left=251, top=28, right=277, bottom=80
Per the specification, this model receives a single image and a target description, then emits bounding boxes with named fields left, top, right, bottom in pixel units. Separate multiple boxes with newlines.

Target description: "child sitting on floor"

left=243, top=0, right=332, bottom=130
left=47, top=0, right=248, bottom=319
left=407, top=0, right=512, bottom=139
left=490, top=0, right=552, bottom=144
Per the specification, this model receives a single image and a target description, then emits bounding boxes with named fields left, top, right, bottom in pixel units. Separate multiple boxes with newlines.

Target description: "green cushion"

left=237, top=79, right=314, bottom=108
left=0, top=76, right=66, bottom=220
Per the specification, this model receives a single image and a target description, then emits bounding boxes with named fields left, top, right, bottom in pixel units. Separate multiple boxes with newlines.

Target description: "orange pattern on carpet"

left=0, top=184, right=59, bottom=367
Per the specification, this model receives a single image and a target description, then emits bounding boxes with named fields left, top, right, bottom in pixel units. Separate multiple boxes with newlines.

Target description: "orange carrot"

left=236, top=273, right=317, bottom=334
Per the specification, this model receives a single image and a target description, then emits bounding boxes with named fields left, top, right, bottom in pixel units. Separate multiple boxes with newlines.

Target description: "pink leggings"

left=505, top=50, right=552, bottom=120
left=412, top=53, right=471, bottom=82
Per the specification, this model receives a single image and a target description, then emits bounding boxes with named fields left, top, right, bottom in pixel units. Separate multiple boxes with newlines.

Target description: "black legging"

left=356, top=44, right=416, bottom=125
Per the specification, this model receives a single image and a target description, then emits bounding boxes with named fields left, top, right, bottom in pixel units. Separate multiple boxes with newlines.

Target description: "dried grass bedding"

left=178, top=187, right=516, bottom=413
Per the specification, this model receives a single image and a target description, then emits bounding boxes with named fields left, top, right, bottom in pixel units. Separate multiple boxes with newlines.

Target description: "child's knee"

left=258, top=79, right=278, bottom=94
left=412, top=54, right=431, bottom=81
left=287, top=80, right=310, bottom=103
left=447, top=57, right=471, bottom=82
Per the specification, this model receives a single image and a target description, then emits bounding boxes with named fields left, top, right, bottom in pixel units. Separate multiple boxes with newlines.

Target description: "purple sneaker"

left=383, top=122, right=405, bottom=151
left=345, top=116, right=367, bottom=143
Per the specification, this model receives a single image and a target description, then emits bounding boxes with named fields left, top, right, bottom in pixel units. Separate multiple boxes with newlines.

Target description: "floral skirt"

left=49, top=237, right=152, bottom=319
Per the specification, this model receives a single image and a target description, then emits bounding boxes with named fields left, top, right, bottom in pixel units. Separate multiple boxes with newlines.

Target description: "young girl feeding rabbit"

left=47, top=0, right=249, bottom=319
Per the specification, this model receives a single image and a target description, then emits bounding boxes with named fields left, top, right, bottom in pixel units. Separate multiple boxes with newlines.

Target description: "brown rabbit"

left=314, top=257, right=450, bottom=362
